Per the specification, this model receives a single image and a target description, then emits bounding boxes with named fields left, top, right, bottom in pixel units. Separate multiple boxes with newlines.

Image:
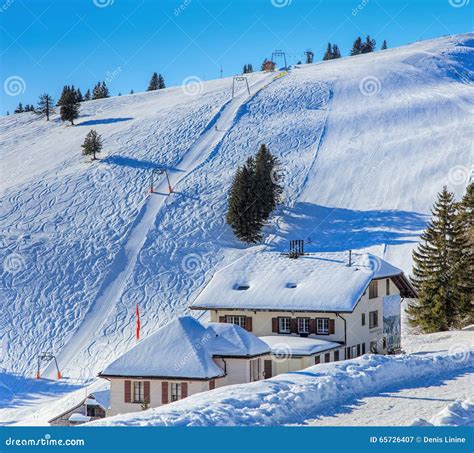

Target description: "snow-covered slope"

left=1, top=34, right=473, bottom=379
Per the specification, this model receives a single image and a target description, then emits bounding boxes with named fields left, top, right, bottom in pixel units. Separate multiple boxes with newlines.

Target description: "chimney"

left=289, top=240, right=304, bottom=259
left=348, top=250, right=352, bottom=267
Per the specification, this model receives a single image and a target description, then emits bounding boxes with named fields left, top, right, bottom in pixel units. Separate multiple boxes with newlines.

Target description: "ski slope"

left=1, top=33, right=473, bottom=380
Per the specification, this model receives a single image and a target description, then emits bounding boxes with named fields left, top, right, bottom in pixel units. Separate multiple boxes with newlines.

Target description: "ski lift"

left=232, top=76, right=250, bottom=98
left=36, top=352, right=62, bottom=380
left=271, top=50, right=288, bottom=69
left=150, top=168, right=172, bottom=194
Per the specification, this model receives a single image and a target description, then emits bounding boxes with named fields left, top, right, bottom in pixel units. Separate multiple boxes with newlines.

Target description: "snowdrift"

left=89, top=350, right=474, bottom=427
left=1, top=33, right=473, bottom=378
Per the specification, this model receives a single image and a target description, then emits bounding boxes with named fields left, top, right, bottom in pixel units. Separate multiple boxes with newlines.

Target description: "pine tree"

left=351, top=37, right=363, bottom=56
left=81, top=129, right=103, bottom=160
left=255, top=144, right=282, bottom=220
left=147, top=72, right=159, bottom=91
left=361, top=35, right=376, bottom=53
left=407, top=187, right=467, bottom=332
left=305, top=50, right=314, bottom=64
left=455, top=183, right=474, bottom=326
left=243, top=64, right=254, bottom=74
left=332, top=44, right=341, bottom=59
left=381, top=40, right=388, bottom=50
left=57, top=85, right=70, bottom=106
left=101, top=81, right=110, bottom=98
left=93, top=82, right=109, bottom=100
left=76, top=88, right=83, bottom=102
left=158, top=73, right=165, bottom=89
left=130, top=89, right=134, bottom=95
left=84, top=89, right=91, bottom=101
left=60, top=89, right=80, bottom=125
left=323, top=43, right=333, bottom=61
left=37, top=93, right=55, bottom=120
left=14, top=102, right=24, bottom=114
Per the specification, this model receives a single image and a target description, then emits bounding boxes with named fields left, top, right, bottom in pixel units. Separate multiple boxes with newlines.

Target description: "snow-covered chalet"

left=190, top=249, right=417, bottom=376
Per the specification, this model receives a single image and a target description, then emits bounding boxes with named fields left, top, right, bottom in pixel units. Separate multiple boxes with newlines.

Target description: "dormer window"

left=234, top=284, right=250, bottom=291
left=286, top=283, right=297, bottom=288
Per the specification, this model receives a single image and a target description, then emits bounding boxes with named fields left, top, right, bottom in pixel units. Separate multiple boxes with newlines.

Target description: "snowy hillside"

left=1, top=33, right=473, bottom=379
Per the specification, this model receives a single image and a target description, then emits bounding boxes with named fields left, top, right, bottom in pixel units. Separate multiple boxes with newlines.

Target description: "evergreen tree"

left=381, top=40, right=388, bottom=50
left=332, top=44, right=341, bottom=59
left=455, top=183, right=474, bottom=326
left=158, top=73, right=166, bottom=89
left=60, top=89, right=80, bottom=125
left=76, top=88, right=83, bottom=102
left=323, top=43, right=333, bottom=60
left=407, top=187, right=469, bottom=332
left=84, top=89, right=91, bottom=101
left=37, top=93, right=55, bottom=120
left=351, top=37, right=363, bottom=56
left=101, top=81, right=110, bottom=98
left=57, top=85, right=70, bottom=106
left=14, top=102, right=24, bottom=114
left=81, top=129, right=103, bottom=160
left=243, top=64, right=254, bottom=74
left=147, top=72, right=159, bottom=91
left=361, top=35, right=376, bottom=53
left=92, top=81, right=109, bottom=100
left=305, top=50, right=314, bottom=64
left=130, top=89, right=134, bottom=95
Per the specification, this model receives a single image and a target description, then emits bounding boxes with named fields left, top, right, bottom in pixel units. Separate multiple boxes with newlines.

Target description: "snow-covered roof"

left=191, top=252, right=408, bottom=313
left=260, top=336, right=341, bottom=356
left=99, top=316, right=270, bottom=379
left=69, top=413, right=91, bottom=422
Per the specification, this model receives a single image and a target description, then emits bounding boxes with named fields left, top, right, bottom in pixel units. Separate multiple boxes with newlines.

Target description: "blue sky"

left=0, top=0, right=472, bottom=114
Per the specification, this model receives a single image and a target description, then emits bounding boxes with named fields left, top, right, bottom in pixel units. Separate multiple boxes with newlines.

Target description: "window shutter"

left=124, top=380, right=131, bottom=403
left=209, top=380, right=215, bottom=390
left=161, top=381, right=168, bottom=404
left=329, top=319, right=335, bottom=334
left=272, top=318, right=278, bottom=333
left=362, top=343, right=366, bottom=354
left=357, top=344, right=361, bottom=356
left=346, top=347, right=351, bottom=359
left=290, top=318, right=298, bottom=334
left=219, top=316, right=225, bottom=323
left=264, top=360, right=272, bottom=379
left=314, top=355, right=320, bottom=365
left=245, top=316, right=253, bottom=332
left=144, top=381, right=150, bottom=404
left=181, top=382, right=188, bottom=398
left=309, top=318, right=315, bottom=334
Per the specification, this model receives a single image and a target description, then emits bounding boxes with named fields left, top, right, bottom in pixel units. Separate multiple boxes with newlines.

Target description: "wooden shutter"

left=264, top=360, right=272, bottom=379
left=329, top=319, right=335, bottom=334
left=209, top=380, right=215, bottom=390
left=161, top=381, right=168, bottom=404
left=357, top=344, right=361, bottom=356
left=362, top=343, right=366, bottom=354
left=245, top=316, right=253, bottom=332
left=272, top=318, right=278, bottom=333
left=124, top=380, right=131, bottom=403
left=219, top=316, right=225, bottom=323
left=309, top=318, right=315, bottom=334
left=144, top=381, right=150, bottom=404
left=290, top=318, right=298, bottom=334
left=346, top=347, right=351, bottom=359
left=181, top=382, right=188, bottom=399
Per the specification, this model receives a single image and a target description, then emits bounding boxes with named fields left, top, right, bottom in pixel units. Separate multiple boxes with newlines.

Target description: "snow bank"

left=89, top=350, right=473, bottom=427
left=412, top=398, right=474, bottom=426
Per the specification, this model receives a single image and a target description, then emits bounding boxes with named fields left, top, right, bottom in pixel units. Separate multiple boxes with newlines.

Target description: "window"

left=133, top=381, right=144, bottom=403
left=250, top=359, right=261, bottom=382
left=362, top=343, right=366, bottom=354
left=324, top=353, right=330, bottom=363
left=297, top=317, right=309, bottom=334
left=170, top=383, right=182, bottom=402
left=351, top=345, right=357, bottom=358
left=370, top=341, right=378, bottom=353
left=369, top=310, right=378, bottom=329
left=278, top=317, right=291, bottom=334
left=226, top=315, right=246, bottom=328
left=235, top=284, right=249, bottom=291
left=314, top=355, right=320, bottom=364
left=386, top=279, right=390, bottom=296
left=383, top=337, right=387, bottom=349
left=334, top=350, right=340, bottom=361
left=361, top=313, right=366, bottom=326
left=316, top=318, right=329, bottom=334
left=369, top=281, right=378, bottom=299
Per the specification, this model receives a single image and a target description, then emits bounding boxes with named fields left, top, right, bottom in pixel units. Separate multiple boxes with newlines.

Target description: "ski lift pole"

left=164, top=169, right=173, bottom=193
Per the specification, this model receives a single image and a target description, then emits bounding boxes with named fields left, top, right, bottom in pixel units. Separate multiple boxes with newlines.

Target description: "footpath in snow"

left=43, top=73, right=275, bottom=380
left=90, top=348, right=473, bottom=427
